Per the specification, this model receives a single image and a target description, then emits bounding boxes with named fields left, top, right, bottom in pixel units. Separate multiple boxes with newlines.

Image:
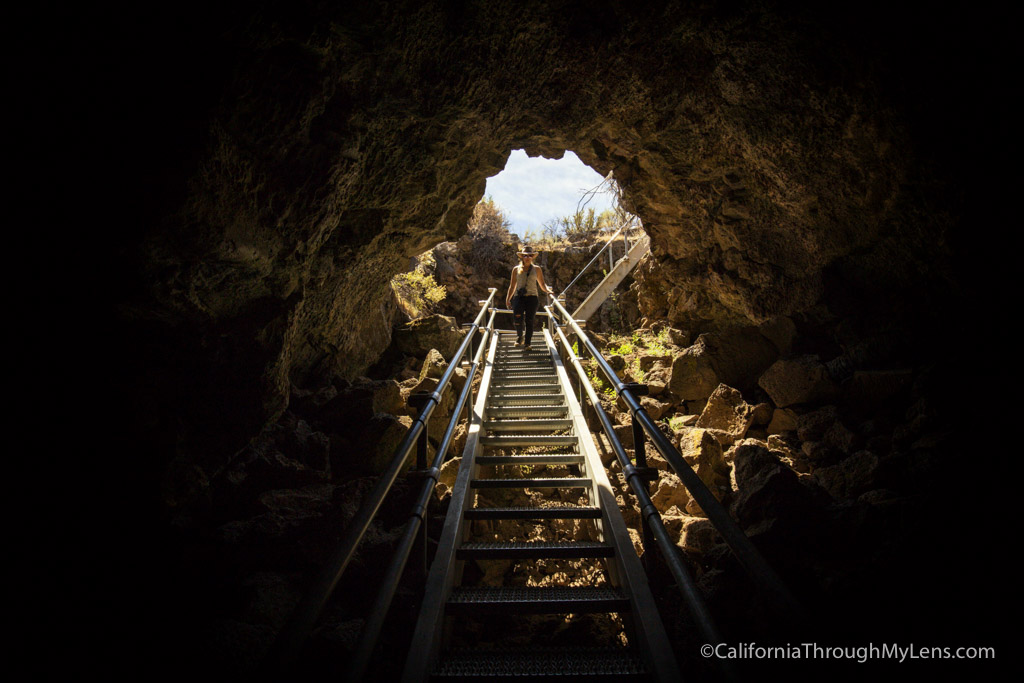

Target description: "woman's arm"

left=536, top=267, right=554, bottom=295
left=506, top=267, right=518, bottom=308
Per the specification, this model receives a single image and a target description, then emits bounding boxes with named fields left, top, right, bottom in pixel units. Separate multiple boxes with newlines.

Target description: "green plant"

left=609, top=341, right=635, bottom=356
left=390, top=270, right=446, bottom=318
left=585, top=364, right=615, bottom=397
left=668, top=415, right=688, bottom=432
left=631, top=365, right=646, bottom=383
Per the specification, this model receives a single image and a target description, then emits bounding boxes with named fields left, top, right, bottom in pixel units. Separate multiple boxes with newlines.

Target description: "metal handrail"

left=558, top=224, right=628, bottom=297
left=346, top=306, right=496, bottom=680
left=266, top=288, right=498, bottom=674
left=545, top=296, right=804, bottom=623
left=546, top=318, right=723, bottom=642
left=546, top=317, right=738, bottom=682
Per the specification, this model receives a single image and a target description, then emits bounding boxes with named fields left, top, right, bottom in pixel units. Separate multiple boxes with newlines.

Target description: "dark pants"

left=513, top=295, right=539, bottom=345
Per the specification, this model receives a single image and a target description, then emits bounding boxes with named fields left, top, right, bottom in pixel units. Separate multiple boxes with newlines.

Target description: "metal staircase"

left=268, top=290, right=801, bottom=682
left=570, top=233, right=650, bottom=321
left=402, top=329, right=679, bottom=681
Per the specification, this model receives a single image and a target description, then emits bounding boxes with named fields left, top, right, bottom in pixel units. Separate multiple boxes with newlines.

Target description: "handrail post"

left=625, top=384, right=655, bottom=568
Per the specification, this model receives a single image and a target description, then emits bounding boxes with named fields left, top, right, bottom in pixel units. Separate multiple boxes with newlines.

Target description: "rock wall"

left=99, top=1, right=1001, bottom=508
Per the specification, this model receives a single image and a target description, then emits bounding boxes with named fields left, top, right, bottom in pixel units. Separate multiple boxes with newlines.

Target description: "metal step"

left=456, top=541, right=614, bottom=560
left=494, top=360, right=550, bottom=366
left=476, top=453, right=582, bottom=465
left=492, top=371, right=557, bottom=379
left=494, top=362, right=553, bottom=367
left=491, top=370, right=557, bottom=376
left=489, top=385, right=562, bottom=395
left=480, top=434, right=578, bottom=447
left=487, top=395, right=565, bottom=406
left=484, top=418, right=573, bottom=431
left=490, top=377, right=559, bottom=386
left=470, top=477, right=591, bottom=489
left=432, top=647, right=645, bottom=680
left=464, top=505, right=601, bottom=520
left=446, top=587, right=629, bottom=615
left=485, top=406, right=567, bottom=418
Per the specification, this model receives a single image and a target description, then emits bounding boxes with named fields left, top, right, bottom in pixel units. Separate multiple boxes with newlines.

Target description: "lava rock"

left=695, top=384, right=755, bottom=446
left=758, top=355, right=837, bottom=407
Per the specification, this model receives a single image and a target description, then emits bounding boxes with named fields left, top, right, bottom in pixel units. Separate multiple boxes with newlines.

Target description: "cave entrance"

left=484, top=149, right=620, bottom=240
left=390, top=147, right=645, bottom=327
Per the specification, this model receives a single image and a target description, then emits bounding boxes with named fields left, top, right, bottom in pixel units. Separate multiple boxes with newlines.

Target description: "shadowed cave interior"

left=76, top=0, right=1013, bottom=680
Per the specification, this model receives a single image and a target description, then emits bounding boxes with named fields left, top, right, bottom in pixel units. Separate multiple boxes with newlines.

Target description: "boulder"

left=677, top=516, right=722, bottom=556
left=812, top=450, right=880, bottom=499
left=418, top=348, right=449, bottom=381
left=363, top=414, right=416, bottom=475
left=612, top=422, right=634, bottom=449
left=730, top=439, right=820, bottom=529
left=392, top=314, right=462, bottom=359
left=665, top=327, right=691, bottom=347
left=369, top=379, right=404, bottom=415
left=651, top=470, right=691, bottom=511
left=676, top=427, right=729, bottom=484
left=700, top=328, right=780, bottom=390
left=767, top=408, right=798, bottom=434
left=823, top=420, right=858, bottom=454
left=750, top=402, right=773, bottom=426
left=668, top=337, right=720, bottom=400
left=686, top=397, right=708, bottom=415
left=266, top=414, right=331, bottom=475
left=640, top=396, right=672, bottom=420
left=647, top=428, right=729, bottom=518
left=695, top=384, right=755, bottom=446
left=451, top=366, right=469, bottom=394
left=758, top=355, right=837, bottom=407
left=796, top=406, right=839, bottom=441
left=434, top=455, right=461, bottom=500
left=639, top=354, right=673, bottom=371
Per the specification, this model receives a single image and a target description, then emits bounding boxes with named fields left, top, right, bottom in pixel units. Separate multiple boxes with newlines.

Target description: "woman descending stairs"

left=403, top=329, right=680, bottom=681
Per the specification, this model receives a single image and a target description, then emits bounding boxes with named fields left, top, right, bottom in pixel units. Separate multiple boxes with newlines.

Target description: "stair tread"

left=447, top=586, right=628, bottom=612
left=434, top=646, right=645, bottom=678
left=476, top=453, right=582, bottom=464
left=460, top=540, right=611, bottom=551
left=470, top=477, right=591, bottom=488
left=485, top=407, right=567, bottom=415
left=480, top=435, right=578, bottom=444
left=464, top=505, right=601, bottom=519
left=484, top=419, right=573, bottom=430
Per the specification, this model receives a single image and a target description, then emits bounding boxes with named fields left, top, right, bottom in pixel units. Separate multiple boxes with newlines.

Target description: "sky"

left=484, top=149, right=617, bottom=237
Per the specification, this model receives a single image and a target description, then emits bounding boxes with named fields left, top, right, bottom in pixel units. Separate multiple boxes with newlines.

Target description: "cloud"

left=484, top=150, right=615, bottom=236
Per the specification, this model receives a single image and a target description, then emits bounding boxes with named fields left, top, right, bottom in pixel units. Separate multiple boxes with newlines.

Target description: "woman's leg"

left=523, top=296, right=539, bottom=346
left=512, top=296, right=526, bottom=343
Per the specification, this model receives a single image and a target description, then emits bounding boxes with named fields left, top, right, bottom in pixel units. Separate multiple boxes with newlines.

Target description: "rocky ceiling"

left=92, top=1, right=1007, bottom=515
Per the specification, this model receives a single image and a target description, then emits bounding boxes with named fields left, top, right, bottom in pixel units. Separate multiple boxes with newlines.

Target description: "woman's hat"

left=517, top=245, right=537, bottom=256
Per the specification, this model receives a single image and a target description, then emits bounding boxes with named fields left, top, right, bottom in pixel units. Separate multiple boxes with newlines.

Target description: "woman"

left=506, top=245, right=554, bottom=348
